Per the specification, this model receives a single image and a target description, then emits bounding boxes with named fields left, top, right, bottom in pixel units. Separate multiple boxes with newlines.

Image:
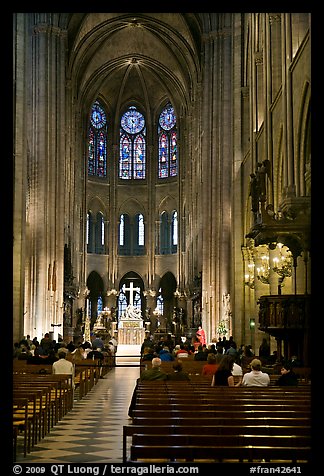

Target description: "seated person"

left=194, top=344, right=208, bottom=361
left=159, top=346, right=174, bottom=361
left=232, top=361, right=243, bottom=376
left=167, top=360, right=190, bottom=381
left=128, top=357, right=167, bottom=418
left=175, top=344, right=189, bottom=358
left=202, top=353, right=218, bottom=376
left=52, top=351, right=75, bottom=387
left=211, top=355, right=242, bottom=387
left=140, top=357, right=168, bottom=381
left=141, top=346, right=156, bottom=361
left=241, top=358, right=270, bottom=387
left=276, top=362, right=299, bottom=386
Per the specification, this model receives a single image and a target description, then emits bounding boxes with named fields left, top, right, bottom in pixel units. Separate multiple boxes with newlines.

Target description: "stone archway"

left=86, top=271, right=104, bottom=327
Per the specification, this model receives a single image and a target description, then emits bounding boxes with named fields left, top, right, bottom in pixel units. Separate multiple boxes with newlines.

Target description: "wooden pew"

left=132, top=408, right=310, bottom=419
left=13, top=373, right=74, bottom=459
left=123, top=423, right=311, bottom=462
left=130, top=433, right=311, bottom=462
left=13, top=384, right=52, bottom=442
left=125, top=382, right=311, bottom=463
left=13, top=397, right=30, bottom=460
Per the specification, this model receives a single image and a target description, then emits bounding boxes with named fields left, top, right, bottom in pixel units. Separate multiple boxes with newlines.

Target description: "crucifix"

left=122, top=281, right=141, bottom=306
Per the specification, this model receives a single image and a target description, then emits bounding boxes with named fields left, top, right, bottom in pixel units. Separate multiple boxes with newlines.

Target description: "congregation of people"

left=138, top=331, right=301, bottom=388
left=127, top=332, right=302, bottom=418
left=13, top=332, right=118, bottom=374
left=14, top=329, right=301, bottom=388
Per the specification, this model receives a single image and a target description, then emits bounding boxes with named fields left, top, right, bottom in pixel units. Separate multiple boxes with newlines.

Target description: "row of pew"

left=124, top=380, right=312, bottom=463
left=12, top=358, right=112, bottom=461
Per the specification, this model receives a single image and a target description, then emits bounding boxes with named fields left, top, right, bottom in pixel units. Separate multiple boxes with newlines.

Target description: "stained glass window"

left=172, top=210, right=178, bottom=253
left=119, top=106, right=146, bottom=179
left=157, top=290, right=164, bottom=315
left=88, top=101, right=107, bottom=177
left=118, top=291, right=127, bottom=320
left=118, top=214, right=131, bottom=255
left=158, top=103, right=177, bottom=178
left=87, top=211, right=93, bottom=253
left=97, top=296, right=103, bottom=315
left=95, top=212, right=105, bottom=254
left=86, top=213, right=90, bottom=245
left=134, top=291, right=142, bottom=310
left=138, top=214, right=144, bottom=246
left=119, top=214, right=125, bottom=246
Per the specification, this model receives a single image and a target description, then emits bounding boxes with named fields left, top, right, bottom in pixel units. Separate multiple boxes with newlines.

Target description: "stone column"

left=24, top=15, right=67, bottom=339
left=201, top=16, right=233, bottom=343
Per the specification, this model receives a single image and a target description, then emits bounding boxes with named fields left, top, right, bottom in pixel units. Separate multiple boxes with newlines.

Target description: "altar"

left=118, top=304, right=145, bottom=345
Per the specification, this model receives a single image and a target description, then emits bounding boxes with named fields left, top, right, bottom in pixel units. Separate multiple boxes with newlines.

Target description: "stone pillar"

left=201, top=17, right=233, bottom=343
left=23, top=16, right=67, bottom=340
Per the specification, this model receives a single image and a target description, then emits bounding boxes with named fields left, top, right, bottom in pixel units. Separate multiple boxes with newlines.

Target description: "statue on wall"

left=249, top=173, right=259, bottom=215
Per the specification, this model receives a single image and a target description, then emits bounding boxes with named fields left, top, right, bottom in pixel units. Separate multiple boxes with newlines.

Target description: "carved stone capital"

left=269, top=14, right=281, bottom=25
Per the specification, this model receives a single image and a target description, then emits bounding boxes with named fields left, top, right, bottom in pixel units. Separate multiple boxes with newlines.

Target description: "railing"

left=258, top=294, right=310, bottom=330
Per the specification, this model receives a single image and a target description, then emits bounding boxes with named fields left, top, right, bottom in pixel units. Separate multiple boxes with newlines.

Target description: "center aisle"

left=15, top=365, right=141, bottom=463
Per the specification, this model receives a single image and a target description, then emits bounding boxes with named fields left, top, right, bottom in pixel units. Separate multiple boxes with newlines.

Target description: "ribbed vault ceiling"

left=66, top=13, right=203, bottom=116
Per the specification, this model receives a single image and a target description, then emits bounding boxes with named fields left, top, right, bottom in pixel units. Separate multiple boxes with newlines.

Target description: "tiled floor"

left=15, top=358, right=141, bottom=463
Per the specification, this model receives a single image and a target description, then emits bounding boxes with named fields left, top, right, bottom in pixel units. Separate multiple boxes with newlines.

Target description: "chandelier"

left=244, top=262, right=255, bottom=289
left=272, top=243, right=292, bottom=281
left=256, top=254, right=270, bottom=284
left=244, top=242, right=293, bottom=288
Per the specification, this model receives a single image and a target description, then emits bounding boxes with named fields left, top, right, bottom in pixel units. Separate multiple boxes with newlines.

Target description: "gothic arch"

left=119, top=197, right=145, bottom=216
left=158, top=195, right=177, bottom=215
left=86, top=270, right=104, bottom=323
left=117, top=271, right=145, bottom=317
left=87, top=196, right=108, bottom=216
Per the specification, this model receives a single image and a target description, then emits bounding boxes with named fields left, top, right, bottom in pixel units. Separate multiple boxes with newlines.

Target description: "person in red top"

left=196, top=326, right=206, bottom=345
left=175, top=344, right=189, bottom=358
left=202, top=353, right=219, bottom=376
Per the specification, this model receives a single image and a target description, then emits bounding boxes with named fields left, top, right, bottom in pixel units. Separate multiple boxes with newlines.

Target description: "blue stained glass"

left=120, top=135, right=132, bottom=179
left=119, top=107, right=146, bottom=180
left=97, top=296, right=103, bottom=315
left=121, top=106, right=145, bottom=134
left=159, top=105, right=176, bottom=130
left=90, top=102, right=107, bottom=129
left=88, top=101, right=107, bottom=177
left=133, top=135, right=145, bottom=179
left=158, top=104, right=177, bottom=179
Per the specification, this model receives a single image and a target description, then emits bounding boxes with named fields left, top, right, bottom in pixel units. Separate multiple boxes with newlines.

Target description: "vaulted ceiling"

left=66, top=13, right=204, bottom=118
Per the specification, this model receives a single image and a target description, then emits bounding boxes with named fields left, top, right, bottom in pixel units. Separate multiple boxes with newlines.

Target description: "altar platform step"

left=115, top=344, right=142, bottom=367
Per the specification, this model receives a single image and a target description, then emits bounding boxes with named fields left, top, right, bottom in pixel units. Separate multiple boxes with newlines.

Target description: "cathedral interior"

left=13, top=13, right=311, bottom=365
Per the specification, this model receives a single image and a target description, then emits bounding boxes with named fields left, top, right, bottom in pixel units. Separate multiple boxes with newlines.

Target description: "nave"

left=15, top=365, right=140, bottom=463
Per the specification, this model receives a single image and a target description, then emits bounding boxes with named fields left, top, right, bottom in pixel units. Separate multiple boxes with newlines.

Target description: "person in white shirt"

left=52, top=351, right=75, bottom=388
left=232, top=361, right=243, bottom=376
left=241, top=358, right=270, bottom=387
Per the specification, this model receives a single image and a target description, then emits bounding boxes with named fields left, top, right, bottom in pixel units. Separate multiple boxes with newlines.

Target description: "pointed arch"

left=86, top=271, right=104, bottom=324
